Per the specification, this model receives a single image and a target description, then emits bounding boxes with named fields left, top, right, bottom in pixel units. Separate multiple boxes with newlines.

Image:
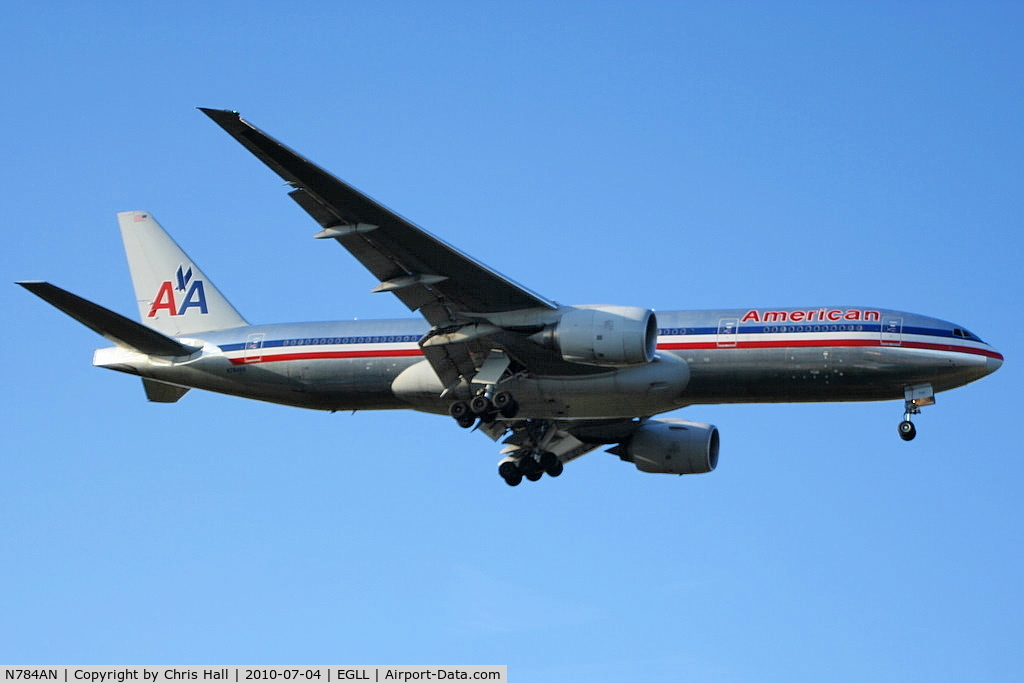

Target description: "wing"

left=200, top=108, right=588, bottom=393
left=199, top=109, right=556, bottom=321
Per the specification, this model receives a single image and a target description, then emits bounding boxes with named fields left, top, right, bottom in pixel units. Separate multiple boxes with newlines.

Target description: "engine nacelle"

left=549, top=305, right=658, bottom=366
left=617, top=419, right=719, bottom=475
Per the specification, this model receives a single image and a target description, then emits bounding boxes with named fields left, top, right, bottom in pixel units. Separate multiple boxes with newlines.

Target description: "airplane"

left=18, top=108, right=1004, bottom=486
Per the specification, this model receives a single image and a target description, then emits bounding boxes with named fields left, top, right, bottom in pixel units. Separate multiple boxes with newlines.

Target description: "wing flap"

left=421, top=336, right=492, bottom=394
left=499, top=419, right=623, bottom=465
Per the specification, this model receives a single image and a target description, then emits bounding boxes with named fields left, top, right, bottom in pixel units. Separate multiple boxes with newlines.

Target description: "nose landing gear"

left=898, top=384, right=934, bottom=442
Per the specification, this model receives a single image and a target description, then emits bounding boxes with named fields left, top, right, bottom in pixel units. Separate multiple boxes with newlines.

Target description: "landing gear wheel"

left=898, top=420, right=917, bottom=441
left=470, top=395, right=493, bottom=415
left=499, top=461, right=522, bottom=487
left=493, top=391, right=519, bottom=418
left=450, top=401, right=474, bottom=428
left=539, top=451, right=562, bottom=477
left=520, top=456, right=543, bottom=481
left=450, top=401, right=473, bottom=428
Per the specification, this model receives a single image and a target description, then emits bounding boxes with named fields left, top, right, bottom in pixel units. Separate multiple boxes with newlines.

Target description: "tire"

left=499, top=461, right=520, bottom=485
left=493, top=391, right=519, bottom=418
left=470, top=395, right=492, bottom=415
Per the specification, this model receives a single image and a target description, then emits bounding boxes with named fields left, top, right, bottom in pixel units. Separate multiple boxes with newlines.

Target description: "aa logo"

left=147, top=265, right=209, bottom=318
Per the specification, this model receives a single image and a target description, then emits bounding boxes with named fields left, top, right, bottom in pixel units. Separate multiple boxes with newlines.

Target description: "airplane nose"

left=987, top=352, right=1004, bottom=375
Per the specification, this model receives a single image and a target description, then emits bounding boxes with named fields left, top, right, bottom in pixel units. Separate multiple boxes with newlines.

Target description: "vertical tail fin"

left=118, top=211, right=248, bottom=335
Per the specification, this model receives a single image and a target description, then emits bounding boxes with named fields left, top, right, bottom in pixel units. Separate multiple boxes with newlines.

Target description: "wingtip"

left=197, top=107, right=241, bottom=120
left=198, top=108, right=250, bottom=134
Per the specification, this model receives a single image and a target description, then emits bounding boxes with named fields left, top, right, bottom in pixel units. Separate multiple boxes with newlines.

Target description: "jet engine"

left=613, top=419, right=720, bottom=475
left=537, top=305, right=658, bottom=367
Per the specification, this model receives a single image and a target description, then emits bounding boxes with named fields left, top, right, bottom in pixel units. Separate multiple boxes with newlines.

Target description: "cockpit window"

left=954, top=328, right=982, bottom=342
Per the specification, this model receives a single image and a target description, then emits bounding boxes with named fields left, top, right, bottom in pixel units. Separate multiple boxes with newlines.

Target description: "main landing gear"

left=448, top=390, right=519, bottom=428
left=498, top=451, right=563, bottom=486
left=448, top=391, right=562, bottom=486
left=898, top=384, right=935, bottom=442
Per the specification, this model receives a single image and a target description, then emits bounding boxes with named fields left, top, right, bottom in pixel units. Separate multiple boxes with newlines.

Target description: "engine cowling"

left=549, top=305, right=658, bottom=366
left=616, top=419, right=720, bottom=475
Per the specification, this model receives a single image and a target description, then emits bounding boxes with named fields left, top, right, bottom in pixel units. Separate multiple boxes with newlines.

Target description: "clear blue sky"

left=2, top=2, right=1021, bottom=679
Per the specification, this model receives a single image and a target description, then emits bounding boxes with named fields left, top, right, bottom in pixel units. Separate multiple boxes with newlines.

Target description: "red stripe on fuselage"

left=228, top=348, right=423, bottom=365
left=657, top=338, right=1003, bottom=360
left=225, top=337, right=1002, bottom=366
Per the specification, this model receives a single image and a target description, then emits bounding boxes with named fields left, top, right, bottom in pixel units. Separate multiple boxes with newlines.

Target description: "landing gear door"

left=717, top=318, right=738, bottom=348
left=881, top=317, right=903, bottom=346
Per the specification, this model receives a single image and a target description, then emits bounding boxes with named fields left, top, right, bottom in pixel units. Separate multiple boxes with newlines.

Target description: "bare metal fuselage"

left=93, top=306, right=1002, bottom=420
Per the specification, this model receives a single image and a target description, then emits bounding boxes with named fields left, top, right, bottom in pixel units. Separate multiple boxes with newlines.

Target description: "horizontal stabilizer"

left=17, top=281, right=200, bottom=357
left=142, top=378, right=191, bottom=403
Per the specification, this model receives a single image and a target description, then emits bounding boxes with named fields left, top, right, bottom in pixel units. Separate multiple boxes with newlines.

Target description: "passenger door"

left=881, top=317, right=903, bottom=346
